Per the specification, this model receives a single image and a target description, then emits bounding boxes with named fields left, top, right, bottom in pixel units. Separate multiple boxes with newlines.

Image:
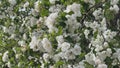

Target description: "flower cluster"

left=0, top=0, right=120, bottom=68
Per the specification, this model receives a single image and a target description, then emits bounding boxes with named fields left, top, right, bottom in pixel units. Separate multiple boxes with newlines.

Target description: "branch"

left=80, top=1, right=107, bottom=24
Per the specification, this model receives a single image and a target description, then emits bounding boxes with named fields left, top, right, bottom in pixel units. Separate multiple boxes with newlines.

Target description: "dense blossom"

left=0, top=0, right=120, bottom=68
left=2, top=51, right=9, bottom=62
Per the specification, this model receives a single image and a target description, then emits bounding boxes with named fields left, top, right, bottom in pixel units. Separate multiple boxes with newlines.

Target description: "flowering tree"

left=0, top=0, right=120, bottom=68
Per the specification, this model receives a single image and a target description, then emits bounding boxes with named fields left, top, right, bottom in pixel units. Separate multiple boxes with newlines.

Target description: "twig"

left=80, top=1, right=107, bottom=24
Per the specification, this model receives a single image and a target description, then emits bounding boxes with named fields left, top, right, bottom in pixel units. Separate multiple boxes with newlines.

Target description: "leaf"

left=93, top=30, right=98, bottom=38
left=104, top=9, right=115, bottom=21
left=54, top=61, right=64, bottom=68
left=84, top=62, right=94, bottom=68
left=95, top=0, right=101, bottom=3
left=79, top=53, right=86, bottom=60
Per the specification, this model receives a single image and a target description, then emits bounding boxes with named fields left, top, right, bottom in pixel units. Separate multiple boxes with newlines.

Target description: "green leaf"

left=84, top=62, right=94, bottom=68
left=104, top=9, right=115, bottom=21
left=79, top=53, right=86, bottom=60
left=54, top=61, right=64, bottom=68
left=93, top=30, right=98, bottom=38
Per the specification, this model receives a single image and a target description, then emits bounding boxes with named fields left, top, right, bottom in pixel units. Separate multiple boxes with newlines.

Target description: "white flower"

left=43, top=53, right=50, bottom=62
left=0, top=1, right=1, bottom=5
left=61, top=42, right=70, bottom=52
left=89, top=0, right=95, bottom=5
left=84, top=29, right=90, bottom=39
left=29, top=36, right=39, bottom=51
left=3, top=26, right=8, bottom=33
left=93, top=8, right=102, bottom=19
left=24, top=1, right=29, bottom=8
left=34, top=1, right=41, bottom=12
left=7, top=61, right=11, bottom=68
left=56, top=35, right=64, bottom=44
left=72, top=44, right=81, bottom=55
left=45, top=12, right=58, bottom=26
left=94, top=57, right=101, bottom=65
left=9, top=34, right=16, bottom=39
left=96, top=51, right=107, bottom=61
left=101, top=18, right=106, bottom=26
left=12, top=47, right=16, bottom=53
left=84, top=0, right=95, bottom=5
left=110, top=4, right=119, bottom=13
left=84, top=21, right=91, bottom=27
left=64, top=3, right=80, bottom=13
left=8, top=26, right=16, bottom=34
left=49, top=4, right=62, bottom=12
left=53, top=54, right=60, bottom=62
left=118, top=56, right=120, bottom=62
left=23, top=33, right=27, bottom=40
left=83, top=0, right=89, bottom=3
left=99, top=18, right=107, bottom=32
left=45, top=12, right=58, bottom=33
left=103, top=42, right=109, bottom=48
left=48, top=26, right=58, bottom=33
left=19, top=7, right=26, bottom=11
left=113, top=49, right=120, bottom=61
left=68, top=64, right=72, bottom=68
left=110, top=0, right=119, bottom=5
left=28, top=56, right=34, bottom=60
left=2, top=51, right=9, bottom=62
left=71, top=34, right=81, bottom=42
left=49, top=65, right=55, bottom=68
left=103, top=30, right=117, bottom=42
left=90, top=21, right=100, bottom=31
left=31, top=9, right=39, bottom=16
left=95, top=45, right=103, bottom=52
left=29, top=36, right=44, bottom=52
left=78, top=61, right=85, bottom=68
left=112, top=59, right=117, bottom=65
left=91, top=35, right=104, bottom=47
left=41, top=38, right=53, bottom=53
left=85, top=52, right=96, bottom=65
left=15, top=54, right=20, bottom=59
left=30, top=17, right=38, bottom=27
left=40, top=62, right=45, bottom=68
left=49, top=0, right=56, bottom=4
left=106, top=48, right=112, bottom=57
left=97, top=63, right=107, bottom=68
left=72, top=61, right=85, bottom=68
left=64, top=50, right=75, bottom=60
left=8, top=0, right=16, bottom=6
left=64, top=3, right=81, bottom=17
left=65, top=15, right=81, bottom=33
left=18, top=40, right=26, bottom=47
left=57, top=52, right=64, bottom=59
left=0, top=53, right=2, bottom=56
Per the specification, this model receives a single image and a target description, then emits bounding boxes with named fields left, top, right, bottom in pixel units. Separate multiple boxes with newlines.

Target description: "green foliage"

left=104, top=9, right=115, bottom=21
left=84, top=62, right=94, bottom=68
left=54, top=61, right=64, bottom=68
